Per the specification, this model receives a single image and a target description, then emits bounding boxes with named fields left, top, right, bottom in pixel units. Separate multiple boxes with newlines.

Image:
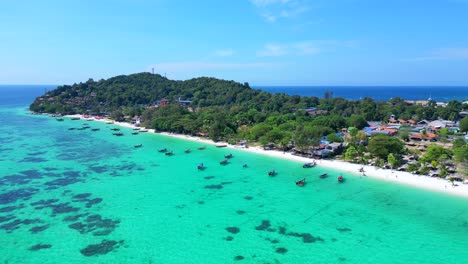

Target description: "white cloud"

left=257, top=40, right=354, bottom=57
left=214, top=49, right=234, bottom=57
left=257, top=44, right=289, bottom=56
left=293, top=42, right=321, bottom=55
left=403, top=47, right=468, bottom=61
left=250, top=0, right=308, bottom=23
left=250, top=0, right=292, bottom=7
left=262, top=13, right=278, bottom=22
left=149, top=62, right=276, bottom=72
left=434, top=48, right=468, bottom=59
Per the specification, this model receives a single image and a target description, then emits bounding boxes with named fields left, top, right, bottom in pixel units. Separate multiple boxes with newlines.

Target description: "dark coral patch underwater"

left=0, top=188, right=39, bottom=205
left=80, top=240, right=124, bottom=257
left=226, top=227, right=240, bottom=234
left=29, top=244, right=52, bottom=251
left=68, top=214, right=120, bottom=236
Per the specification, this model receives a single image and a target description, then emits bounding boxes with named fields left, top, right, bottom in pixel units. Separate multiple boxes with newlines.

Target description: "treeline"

left=31, top=72, right=466, bottom=120
left=30, top=73, right=468, bottom=176
left=29, top=73, right=468, bottom=143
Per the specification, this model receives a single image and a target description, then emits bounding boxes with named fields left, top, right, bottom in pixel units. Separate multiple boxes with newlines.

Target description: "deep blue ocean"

left=256, top=86, right=468, bottom=102
left=1, top=85, right=466, bottom=103
left=0, top=85, right=55, bottom=106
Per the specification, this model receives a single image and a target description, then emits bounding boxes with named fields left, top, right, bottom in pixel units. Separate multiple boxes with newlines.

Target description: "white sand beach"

left=72, top=115, right=468, bottom=198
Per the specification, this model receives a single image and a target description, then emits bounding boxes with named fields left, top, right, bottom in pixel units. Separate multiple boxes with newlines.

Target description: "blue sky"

left=1, top=0, right=468, bottom=85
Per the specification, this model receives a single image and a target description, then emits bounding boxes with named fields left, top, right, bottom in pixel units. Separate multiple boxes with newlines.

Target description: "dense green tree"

left=421, top=144, right=452, bottom=163
left=344, top=145, right=358, bottom=162
left=347, top=114, right=368, bottom=129
left=327, top=133, right=344, bottom=143
left=398, top=126, right=411, bottom=141
left=356, top=131, right=368, bottom=144
left=110, top=110, right=124, bottom=121
left=293, top=124, right=313, bottom=152
left=368, top=134, right=405, bottom=159
left=387, top=153, right=399, bottom=169
left=250, top=123, right=271, bottom=140
left=460, top=116, right=468, bottom=133
left=453, top=145, right=467, bottom=163
left=407, top=162, right=420, bottom=173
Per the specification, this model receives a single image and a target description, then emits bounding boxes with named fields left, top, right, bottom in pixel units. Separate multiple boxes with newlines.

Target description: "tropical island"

left=30, top=72, right=468, bottom=188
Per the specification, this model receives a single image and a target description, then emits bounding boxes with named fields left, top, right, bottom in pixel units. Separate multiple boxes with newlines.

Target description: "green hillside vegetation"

left=30, top=73, right=468, bottom=177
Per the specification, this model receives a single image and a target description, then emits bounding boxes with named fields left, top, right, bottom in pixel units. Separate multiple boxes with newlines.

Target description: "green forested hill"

left=29, top=72, right=312, bottom=114
left=29, top=72, right=466, bottom=144
left=29, top=72, right=467, bottom=177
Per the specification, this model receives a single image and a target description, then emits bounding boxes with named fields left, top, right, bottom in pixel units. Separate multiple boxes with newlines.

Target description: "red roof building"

left=410, top=132, right=437, bottom=141
left=407, top=119, right=416, bottom=125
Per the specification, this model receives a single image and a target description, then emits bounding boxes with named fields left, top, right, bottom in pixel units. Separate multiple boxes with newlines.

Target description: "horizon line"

left=1, top=84, right=468, bottom=87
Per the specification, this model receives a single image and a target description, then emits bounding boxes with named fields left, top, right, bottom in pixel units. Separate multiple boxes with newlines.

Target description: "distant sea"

left=1, top=85, right=468, bottom=263
left=256, top=86, right=468, bottom=102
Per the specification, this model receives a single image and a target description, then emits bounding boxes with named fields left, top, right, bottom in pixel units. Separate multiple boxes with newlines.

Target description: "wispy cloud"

left=250, top=0, right=292, bottom=7
left=249, top=0, right=308, bottom=22
left=293, top=42, right=321, bottom=55
left=213, top=49, right=235, bottom=57
left=149, top=62, right=276, bottom=71
left=257, top=44, right=289, bottom=56
left=403, top=48, right=468, bottom=61
left=257, top=40, right=357, bottom=57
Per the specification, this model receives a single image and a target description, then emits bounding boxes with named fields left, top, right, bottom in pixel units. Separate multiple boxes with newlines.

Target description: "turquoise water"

left=1, top=89, right=468, bottom=263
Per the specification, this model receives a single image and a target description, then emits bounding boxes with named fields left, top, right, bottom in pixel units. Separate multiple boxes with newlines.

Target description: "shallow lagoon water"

left=0, top=88, right=467, bottom=263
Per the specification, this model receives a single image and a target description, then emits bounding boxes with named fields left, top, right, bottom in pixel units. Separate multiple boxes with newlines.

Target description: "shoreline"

left=69, top=115, right=468, bottom=199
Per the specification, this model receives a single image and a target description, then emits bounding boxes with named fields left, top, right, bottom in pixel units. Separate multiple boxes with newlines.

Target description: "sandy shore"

left=69, top=115, right=468, bottom=198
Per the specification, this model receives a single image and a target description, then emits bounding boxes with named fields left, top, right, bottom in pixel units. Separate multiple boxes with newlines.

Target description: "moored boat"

left=185, top=149, right=191, bottom=153
left=197, top=163, right=204, bottom=170
left=268, top=170, right=276, bottom=176
left=56, top=118, right=64, bottom=121
left=338, top=175, right=344, bottom=182
left=132, top=132, right=139, bottom=135
left=198, top=146, right=206, bottom=150
left=134, top=144, right=143, bottom=148
left=110, top=128, right=120, bottom=131
left=319, top=173, right=328, bottom=179
left=303, top=161, right=316, bottom=168
left=91, top=128, right=100, bottom=131
left=165, top=151, right=174, bottom=156
left=219, top=159, right=228, bottom=165
left=296, top=178, right=306, bottom=187
left=140, top=129, right=148, bottom=132
left=158, top=148, right=167, bottom=153
left=225, top=153, right=233, bottom=159
left=113, top=132, right=124, bottom=136
left=71, top=117, right=80, bottom=120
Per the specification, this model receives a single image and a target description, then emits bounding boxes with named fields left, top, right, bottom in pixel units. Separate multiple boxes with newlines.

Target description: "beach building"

left=409, top=132, right=437, bottom=141
left=415, top=100, right=429, bottom=106
left=159, top=99, right=169, bottom=106
left=176, top=98, right=193, bottom=106
left=398, top=119, right=407, bottom=125
left=428, top=120, right=446, bottom=130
